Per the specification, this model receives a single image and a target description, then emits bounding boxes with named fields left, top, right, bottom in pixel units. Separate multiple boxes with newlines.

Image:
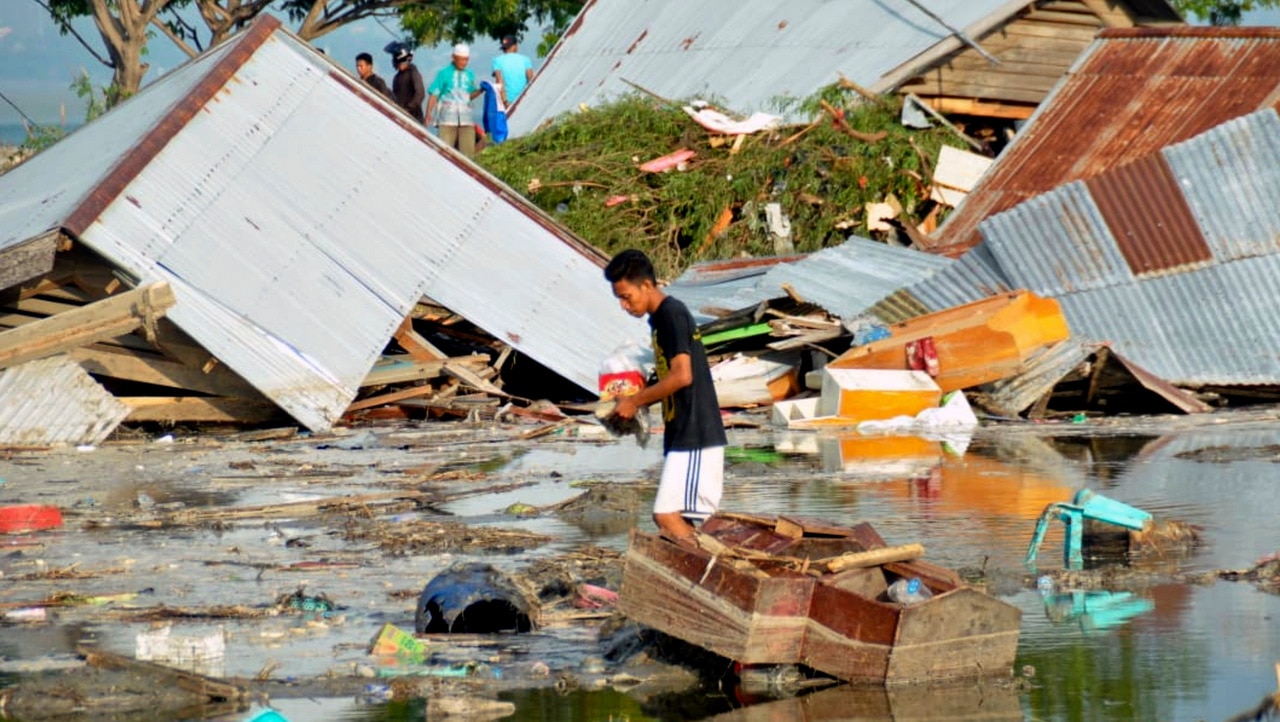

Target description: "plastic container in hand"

left=887, top=577, right=933, bottom=606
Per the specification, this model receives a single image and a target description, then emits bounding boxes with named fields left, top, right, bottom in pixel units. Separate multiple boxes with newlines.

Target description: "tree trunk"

left=87, top=0, right=170, bottom=107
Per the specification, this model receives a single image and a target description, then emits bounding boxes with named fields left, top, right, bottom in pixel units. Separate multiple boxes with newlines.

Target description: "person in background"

left=604, top=250, right=727, bottom=549
left=491, top=35, right=534, bottom=106
left=390, top=47, right=425, bottom=122
left=479, top=73, right=509, bottom=145
left=355, top=52, right=393, bottom=100
left=426, top=44, right=482, bottom=157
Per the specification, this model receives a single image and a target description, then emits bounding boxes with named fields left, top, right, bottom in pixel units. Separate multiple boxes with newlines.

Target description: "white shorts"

left=654, top=446, right=725, bottom=522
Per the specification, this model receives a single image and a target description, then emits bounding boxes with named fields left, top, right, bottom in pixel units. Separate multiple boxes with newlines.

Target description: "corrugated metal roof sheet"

left=901, top=242, right=1011, bottom=313
left=978, top=341, right=1092, bottom=417
left=508, top=0, right=1028, bottom=136
left=976, top=108, right=1280, bottom=386
left=666, top=237, right=953, bottom=323
left=931, top=27, right=1280, bottom=254
left=0, top=356, right=129, bottom=446
left=0, top=16, right=648, bottom=431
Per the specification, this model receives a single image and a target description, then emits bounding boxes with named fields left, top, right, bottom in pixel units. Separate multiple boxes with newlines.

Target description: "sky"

left=1, top=3, right=1279, bottom=126
left=0, top=1, right=510, bottom=126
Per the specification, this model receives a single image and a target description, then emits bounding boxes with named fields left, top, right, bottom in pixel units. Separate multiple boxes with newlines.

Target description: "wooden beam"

left=0, top=282, right=175, bottom=371
left=361, top=355, right=488, bottom=387
left=151, top=320, right=218, bottom=371
left=121, top=396, right=282, bottom=424
left=70, top=345, right=260, bottom=398
left=394, top=317, right=446, bottom=362
left=79, top=645, right=246, bottom=702
left=443, top=362, right=508, bottom=397
left=916, top=96, right=1037, bottom=120
left=344, top=383, right=435, bottom=412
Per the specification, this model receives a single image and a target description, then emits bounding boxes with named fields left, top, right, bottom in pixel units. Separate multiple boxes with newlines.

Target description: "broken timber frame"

left=0, top=281, right=175, bottom=371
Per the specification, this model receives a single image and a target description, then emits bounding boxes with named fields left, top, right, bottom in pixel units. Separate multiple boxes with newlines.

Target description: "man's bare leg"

left=655, top=512, right=698, bottom=548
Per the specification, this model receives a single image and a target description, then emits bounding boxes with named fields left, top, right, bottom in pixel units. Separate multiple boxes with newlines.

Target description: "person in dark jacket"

left=390, top=47, right=425, bottom=121
left=355, top=52, right=392, bottom=99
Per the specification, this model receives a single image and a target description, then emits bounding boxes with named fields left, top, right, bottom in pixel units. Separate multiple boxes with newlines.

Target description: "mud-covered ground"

left=3, top=408, right=1280, bottom=721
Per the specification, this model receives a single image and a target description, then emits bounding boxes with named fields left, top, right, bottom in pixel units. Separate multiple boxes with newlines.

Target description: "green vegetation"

left=477, top=89, right=970, bottom=279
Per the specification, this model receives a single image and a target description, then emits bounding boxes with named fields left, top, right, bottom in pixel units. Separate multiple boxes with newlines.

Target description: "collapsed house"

left=0, top=15, right=648, bottom=443
left=925, top=27, right=1280, bottom=255
left=899, top=28, right=1280, bottom=399
left=507, top=0, right=1181, bottom=136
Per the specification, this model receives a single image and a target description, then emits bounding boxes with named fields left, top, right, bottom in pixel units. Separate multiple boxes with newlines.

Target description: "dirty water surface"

left=1, top=414, right=1279, bottom=722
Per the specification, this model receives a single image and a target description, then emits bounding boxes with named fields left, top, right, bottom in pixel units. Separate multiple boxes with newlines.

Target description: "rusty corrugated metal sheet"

left=930, top=28, right=1280, bottom=254
left=976, top=108, right=1280, bottom=386
left=1086, top=152, right=1209, bottom=276
left=0, top=356, right=129, bottom=446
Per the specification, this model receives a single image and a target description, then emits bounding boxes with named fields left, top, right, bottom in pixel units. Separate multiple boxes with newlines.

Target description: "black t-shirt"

left=648, top=296, right=727, bottom=454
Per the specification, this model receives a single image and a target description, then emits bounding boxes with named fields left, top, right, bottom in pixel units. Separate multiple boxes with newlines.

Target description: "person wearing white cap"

left=426, top=43, right=483, bottom=157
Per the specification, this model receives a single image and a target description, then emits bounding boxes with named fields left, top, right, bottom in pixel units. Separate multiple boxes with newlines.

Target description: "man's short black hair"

left=356, top=52, right=373, bottom=65
left=604, top=249, right=657, bottom=285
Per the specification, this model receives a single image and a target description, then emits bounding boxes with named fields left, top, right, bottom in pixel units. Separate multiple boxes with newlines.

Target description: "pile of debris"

left=478, top=89, right=989, bottom=279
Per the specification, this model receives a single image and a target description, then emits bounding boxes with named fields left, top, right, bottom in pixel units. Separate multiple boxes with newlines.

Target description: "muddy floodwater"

left=2, top=413, right=1280, bottom=722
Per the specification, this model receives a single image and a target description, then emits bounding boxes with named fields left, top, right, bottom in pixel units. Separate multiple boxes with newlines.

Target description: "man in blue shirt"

left=492, top=36, right=535, bottom=106
left=426, top=44, right=482, bottom=157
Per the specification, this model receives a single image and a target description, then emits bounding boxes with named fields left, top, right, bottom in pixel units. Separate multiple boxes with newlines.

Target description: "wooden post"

left=826, top=543, right=925, bottom=573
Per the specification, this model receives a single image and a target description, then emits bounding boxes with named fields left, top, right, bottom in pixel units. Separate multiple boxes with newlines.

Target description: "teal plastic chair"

left=1026, top=489, right=1152, bottom=570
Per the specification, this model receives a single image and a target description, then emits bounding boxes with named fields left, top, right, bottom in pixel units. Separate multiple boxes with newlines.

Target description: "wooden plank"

left=344, top=383, right=435, bottom=412
left=0, top=230, right=61, bottom=291
left=443, top=362, right=509, bottom=397
left=362, top=355, right=485, bottom=387
left=998, top=21, right=1101, bottom=42
left=917, top=97, right=1036, bottom=120
left=70, top=345, right=259, bottom=398
left=78, top=645, right=247, bottom=702
left=0, top=282, right=175, bottom=372
left=121, top=396, right=282, bottom=424
left=1024, top=8, right=1105, bottom=26
left=826, top=544, right=925, bottom=573
left=151, top=320, right=218, bottom=371
left=394, top=317, right=446, bottom=362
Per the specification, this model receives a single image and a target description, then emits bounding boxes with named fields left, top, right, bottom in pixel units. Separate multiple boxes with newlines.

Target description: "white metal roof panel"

left=509, top=0, right=1024, bottom=136
left=0, top=356, right=129, bottom=446
left=0, top=42, right=236, bottom=256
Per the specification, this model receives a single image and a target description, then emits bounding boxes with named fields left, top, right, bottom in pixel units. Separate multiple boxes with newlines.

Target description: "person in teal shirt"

left=426, top=44, right=482, bottom=157
left=492, top=36, right=535, bottom=106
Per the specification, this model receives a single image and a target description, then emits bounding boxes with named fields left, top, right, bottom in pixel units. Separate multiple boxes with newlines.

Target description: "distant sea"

left=0, top=121, right=83, bottom=146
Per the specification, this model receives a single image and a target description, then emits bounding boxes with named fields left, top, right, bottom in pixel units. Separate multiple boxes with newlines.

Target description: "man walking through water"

left=604, top=250, right=726, bottom=548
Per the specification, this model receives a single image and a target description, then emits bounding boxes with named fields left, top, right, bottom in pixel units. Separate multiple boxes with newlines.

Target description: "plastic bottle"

left=887, top=578, right=933, bottom=606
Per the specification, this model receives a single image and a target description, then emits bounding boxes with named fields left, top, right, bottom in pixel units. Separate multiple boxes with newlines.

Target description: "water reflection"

left=1040, top=590, right=1154, bottom=632
left=704, top=681, right=1023, bottom=722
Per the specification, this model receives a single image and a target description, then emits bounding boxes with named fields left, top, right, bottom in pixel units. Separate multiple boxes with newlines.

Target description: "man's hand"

left=611, top=394, right=639, bottom=420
